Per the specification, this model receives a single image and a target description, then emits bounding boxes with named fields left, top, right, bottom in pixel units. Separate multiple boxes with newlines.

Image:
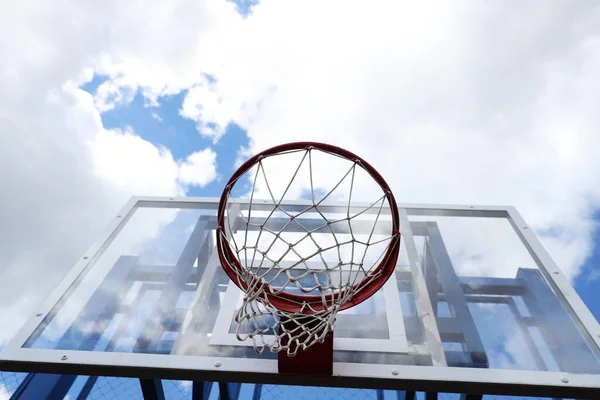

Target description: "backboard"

left=1, top=196, right=600, bottom=399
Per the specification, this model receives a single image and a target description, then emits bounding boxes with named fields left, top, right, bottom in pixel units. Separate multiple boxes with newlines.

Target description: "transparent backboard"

left=1, top=197, right=600, bottom=399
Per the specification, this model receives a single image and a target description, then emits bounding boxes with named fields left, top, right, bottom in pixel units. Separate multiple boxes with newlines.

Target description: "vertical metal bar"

left=98, top=285, right=153, bottom=355
left=173, top=204, right=241, bottom=355
left=396, top=391, right=415, bottom=400
left=505, top=297, right=548, bottom=371
left=192, top=381, right=213, bottom=400
left=11, top=373, right=76, bottom=400
left=139, top=379, right=165, bottom=400
left=382, top=276, right=409, bottom=349
left=460, top=394, right=482, bottom=400
left=252, top=384, right=263, bottom=400
left=218, top=382, right=241, bottom=400
left=506, top=206, right=600, bottom=357
left=457, top=294, right=548, bottom=370
left=422, top=239, right=439, bottom=317
left=425, top=222, right=488, bottom=368
left=398, top=209, right=447, bottom=367
left=171, top=248, right=222, bottom=355
left=134, top=216, right=212, bottom=353
left=49, top=255, right=138, bottom=351
left=75, top=376, right=98, bottom=400
left=519, top=268, right=600, bottom=373
left=399, top=208, right=448, bottom=367
left=209, top=280, right=240, bottom=345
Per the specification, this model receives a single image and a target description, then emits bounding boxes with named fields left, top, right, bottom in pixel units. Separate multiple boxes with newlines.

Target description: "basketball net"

left=217, top=143, right=400, bottom=357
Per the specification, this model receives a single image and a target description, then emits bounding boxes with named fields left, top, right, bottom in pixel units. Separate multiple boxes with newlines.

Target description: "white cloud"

left=0, top=384, right=8, bottom=400
left=0, top=1, right=222, bottom=345
left=179, top=148, right=219, bottom=187
left=0, top=114, right=218, bottom=347
left=89, top=127, right=183, bottom=196
left=151, top=112, right=163, bottom=122
left=180, top=81, right=231, bottom=142
left=173, top=0, right=600, bottom=280
left=94, top=79, right=137, bottom=113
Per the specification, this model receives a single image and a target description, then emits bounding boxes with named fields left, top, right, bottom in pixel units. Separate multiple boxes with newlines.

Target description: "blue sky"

left=575, top=224, right=600, bottom=318
left=83, top=75, right=250, bottom=198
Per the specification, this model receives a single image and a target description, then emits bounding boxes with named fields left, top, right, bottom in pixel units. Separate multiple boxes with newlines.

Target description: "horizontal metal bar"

left=456, top=277, right=525, bottom=296
left=135, top=196, right=220, bottom=210
left=438, top=294, right=512, bottom=305
left=1, top=348, right=599, bottom=398
left=132, top=196, right=513, bottom=217
left=403, top=317, right=465, bottom=343
left=399, top=209, right=447, bottom=368
left=130, top=266, right=208, bottom=286
left=444, top=351, right=487, bottom=368
left=428, top=277, right=526, bottom=298
left=405, top=207, right=508, bottom=218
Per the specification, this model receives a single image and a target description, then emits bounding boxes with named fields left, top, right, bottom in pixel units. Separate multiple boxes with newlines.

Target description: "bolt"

left=553, top=271, right=560, bottom=274
left=214, top=362, right=221, bottom=367
left=36, top=313, right=42, bottom=317
left=523, top=226, right=528, bottom=229
left=392, top=370, right=399, bottom=376
left=560, top=377, right=569, bottom=383
left=83, top=256, right=88, bottom=260
left=61, top=355, right=68, bottom=360
left=117, top=215, right=122, bottom=218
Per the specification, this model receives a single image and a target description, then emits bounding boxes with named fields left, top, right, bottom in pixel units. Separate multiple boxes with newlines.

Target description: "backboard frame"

left=1, top=196, right=600, bottom=399
left=209, top=275, right=409, bottom=353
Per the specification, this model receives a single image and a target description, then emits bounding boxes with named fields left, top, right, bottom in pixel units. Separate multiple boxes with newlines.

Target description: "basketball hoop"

left=216, top=142, right=400, bottom=374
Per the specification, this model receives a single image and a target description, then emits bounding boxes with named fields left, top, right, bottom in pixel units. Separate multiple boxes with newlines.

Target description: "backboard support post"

left=277, top=317, right=334, bottom=375
left=397, top=391, right=416, bottom=400
left=460, top=394, right=482, bottom=400
left=139, top=378, right=165, bottom=400
left=218, top=382, right=242, bottom=400
left=11, top=373, right=76, bottom=400
left=192, top=381, right=214, bottom=400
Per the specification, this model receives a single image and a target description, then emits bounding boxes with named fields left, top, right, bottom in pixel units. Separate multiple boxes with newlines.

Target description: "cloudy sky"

left=1, top=0, right=600, bottom=395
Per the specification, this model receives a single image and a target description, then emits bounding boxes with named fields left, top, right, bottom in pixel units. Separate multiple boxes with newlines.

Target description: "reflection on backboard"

left=1, top=197, right=600, bottom=399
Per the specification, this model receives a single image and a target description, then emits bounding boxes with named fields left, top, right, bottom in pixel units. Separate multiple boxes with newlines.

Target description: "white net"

left=218, top=145, right=399, bottom=356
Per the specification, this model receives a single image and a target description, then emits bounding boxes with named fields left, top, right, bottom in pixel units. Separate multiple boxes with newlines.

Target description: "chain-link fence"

left=0, top=373, right=573, bottom=399
left=163, top=380, right=194, bottom=399
left=85, top=378, right=199, bottom=399
left=86, top=377, right=142, bottom=399
left=259, top=385, right=381, bottom=400
left=257, top=385, right=560, bottom=400
left=0, top=371, right=27, bottom=398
